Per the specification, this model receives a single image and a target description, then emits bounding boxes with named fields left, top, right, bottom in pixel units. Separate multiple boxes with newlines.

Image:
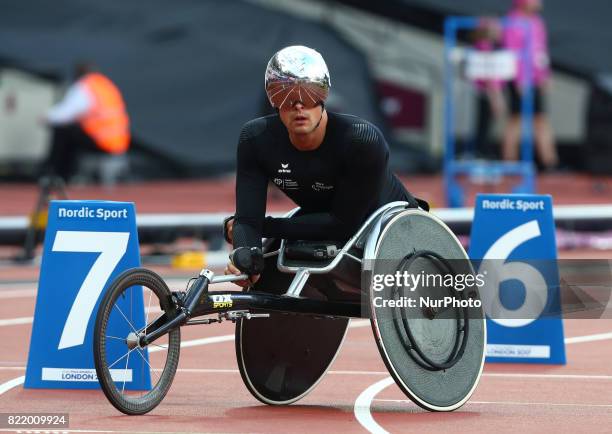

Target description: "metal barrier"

left=2, top=206, right=612, bottom=248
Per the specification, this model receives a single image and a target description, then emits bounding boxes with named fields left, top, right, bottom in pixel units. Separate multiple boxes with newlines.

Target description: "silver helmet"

left=264, top=45, right=331, bottom=110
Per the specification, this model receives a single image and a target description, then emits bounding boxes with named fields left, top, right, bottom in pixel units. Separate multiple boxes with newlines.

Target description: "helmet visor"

left=266, top=80, right=327, bottom=110
left=265, top=46, right=330, bottom=110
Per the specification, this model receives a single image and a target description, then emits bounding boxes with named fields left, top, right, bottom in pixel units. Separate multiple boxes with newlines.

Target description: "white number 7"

left=52, top=231, right=130, bottom=350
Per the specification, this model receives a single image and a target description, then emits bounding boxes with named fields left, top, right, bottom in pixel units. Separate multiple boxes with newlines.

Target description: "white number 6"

left=478, top=220, right=548, bottom=327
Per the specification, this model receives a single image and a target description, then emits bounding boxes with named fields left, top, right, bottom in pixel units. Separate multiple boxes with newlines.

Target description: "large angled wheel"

left=94, top=268, right=181, bottom=415
left=236, top=312, right=349, bottom=405
left=366, top=209, right=485, bottom=411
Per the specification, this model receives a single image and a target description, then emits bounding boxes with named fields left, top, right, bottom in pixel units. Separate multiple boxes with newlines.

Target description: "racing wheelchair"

left=93, top=202, right=485, bottom=415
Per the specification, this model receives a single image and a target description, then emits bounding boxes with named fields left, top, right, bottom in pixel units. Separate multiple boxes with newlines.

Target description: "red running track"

left=1, top=262, right=612, bottom=434
left=1, top=173, right=611, bottom=216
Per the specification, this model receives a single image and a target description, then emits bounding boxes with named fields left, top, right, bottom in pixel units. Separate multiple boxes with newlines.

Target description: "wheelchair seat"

left=283, top=240, right=340, bottom=262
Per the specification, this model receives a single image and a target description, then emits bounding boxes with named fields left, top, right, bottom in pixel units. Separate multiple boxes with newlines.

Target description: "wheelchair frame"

left=94, top=199, right=487, bottom=416
left=136, top=201, right=413, bottom=348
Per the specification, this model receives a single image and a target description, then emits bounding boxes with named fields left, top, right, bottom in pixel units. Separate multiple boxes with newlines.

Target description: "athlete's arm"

left=263, top=124, right=387, bottom=241
left=232, top=123, right=268, bottom=249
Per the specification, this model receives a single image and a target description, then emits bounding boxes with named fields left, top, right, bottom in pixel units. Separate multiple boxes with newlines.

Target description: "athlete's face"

left=279, top=102, right=323, bottom=135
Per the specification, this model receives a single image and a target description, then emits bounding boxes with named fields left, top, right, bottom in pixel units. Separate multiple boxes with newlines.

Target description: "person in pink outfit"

left=502, top=0, right=558, bottom=169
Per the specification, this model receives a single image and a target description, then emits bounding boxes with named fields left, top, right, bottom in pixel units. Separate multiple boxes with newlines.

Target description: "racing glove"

left=229, top=246, right=264, bottom=275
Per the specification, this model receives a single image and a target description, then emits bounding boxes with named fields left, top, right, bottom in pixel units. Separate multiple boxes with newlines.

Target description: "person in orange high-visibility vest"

left=41, top=62, right=130, bottom=182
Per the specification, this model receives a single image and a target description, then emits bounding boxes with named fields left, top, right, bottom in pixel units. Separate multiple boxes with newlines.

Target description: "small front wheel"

left=94, top=268, right=181, bottom=415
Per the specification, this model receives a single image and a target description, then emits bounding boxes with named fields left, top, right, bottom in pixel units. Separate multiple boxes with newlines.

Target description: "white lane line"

left=340, top=372, right=612, bottom=380
left=132, top=370, right=612, bottom=381
left=0, top=282, right=37, bottom=289
left=147, top=318, right=369, bottom=353
left=483, top=373, right=612, bottom=380
left=349, top=319, right=370, bottom=329
left=0, top=319, right=371, bottom=395
left=0, top=288, right=37, bottom=299
left=0, top=430, right=251, bottom=434
left=565, top=331, right=612, bottom=344
left=354, top=377, right=395, bottom=434
left=2, top=309, right=607, bottom=415
left=352, top=327, right=612, bottom=433
left=2, top=366, right=612, bottom=381
left=152, top=368, right=239, bottom=373
left=354, top=373, right=612, bottom=433
left=9, top=303, right=612, bottom=350
left=0, top=308, right=162, bottom=328
left=0, top=336, right=238, bottom=395
left=472, top=400, right=612, bottom=408
left=148, top=334, right=234, bottom=353
left=0, top=375, right=24, bottom=394
left=374, top=398, right=612, bottom=408
left=0, top=316, right=32, bottom=326
left=0, top=278, right=226, bottom=300
left=329, top=371, right=612, bottom=380
left=0, top=308, right=371, bottom=329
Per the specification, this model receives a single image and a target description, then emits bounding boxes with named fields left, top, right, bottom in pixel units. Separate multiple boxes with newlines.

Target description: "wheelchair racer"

left=225, top=45, right=422, bottom=286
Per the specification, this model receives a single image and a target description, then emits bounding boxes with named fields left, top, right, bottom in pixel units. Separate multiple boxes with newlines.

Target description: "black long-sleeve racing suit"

left=232, top=112, right=419, bottom=251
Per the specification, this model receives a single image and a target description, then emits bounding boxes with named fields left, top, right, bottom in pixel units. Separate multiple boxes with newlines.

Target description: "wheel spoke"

left=113, top=304, right=138, bottom=334
left=121, top=347, right=131, bottom=393
left=130, top=286, right=134, bottom=326
left=137, top=313, right=165, bottom=336
left=135, top=347, right=162, bottom=384
left=145, top=288, right=153, bottom=334
left=108, top=347, right=137, bottom=370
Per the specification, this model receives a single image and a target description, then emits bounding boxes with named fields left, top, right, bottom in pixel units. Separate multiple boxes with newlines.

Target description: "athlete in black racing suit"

left=224, top=46, right=422, bottom=287
left=232, top=112, right=418, bottom=248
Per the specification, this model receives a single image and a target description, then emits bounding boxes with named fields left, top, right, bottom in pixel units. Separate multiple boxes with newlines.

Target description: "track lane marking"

left=352, top=329, right=612, bottom=432
left=375, top=398, right=612, bottom=408
left=0, top=430, right=253, bottom=434
left=354, top=377, right=395, bottom=434
left=0, top=288, right=36, bottom=299
left=0, top=278, right=229, bottom=300
left=355, top=377, right=612, bottom=433
left=0, top=316, right=33, bottom=326
left=3, top=313, right=611, bottom=434
left=0, top=375, right=24, bottom=394
left=482, top=372, right=612, bottom=380
left=2, top=366, right=612, bottom=380
left=565, top=331, right=612, bottom=344
left=0, top=319, right=371, bottom=395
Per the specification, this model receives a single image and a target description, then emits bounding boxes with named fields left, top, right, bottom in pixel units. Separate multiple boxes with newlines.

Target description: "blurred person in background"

left=41, top=62, right=130, bottom=182
left=470, top=18, right=506, bottom=159
left=502, top=0, right=558, bottom=170
left=222, top=46, right=423, bottom=286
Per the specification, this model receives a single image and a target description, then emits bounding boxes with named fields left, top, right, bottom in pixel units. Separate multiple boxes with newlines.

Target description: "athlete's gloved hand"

left=229, top=247, right=265, bottom=275
left=225, top=247, right=263, bottom=288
